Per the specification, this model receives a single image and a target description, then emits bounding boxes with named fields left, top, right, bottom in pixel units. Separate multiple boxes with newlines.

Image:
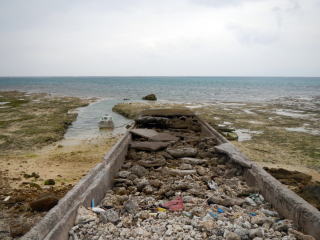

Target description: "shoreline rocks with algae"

left=0, top=91, right=91, bottom=152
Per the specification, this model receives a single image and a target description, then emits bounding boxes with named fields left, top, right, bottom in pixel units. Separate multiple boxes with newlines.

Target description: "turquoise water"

left=1, top=76, right=319, bottom=102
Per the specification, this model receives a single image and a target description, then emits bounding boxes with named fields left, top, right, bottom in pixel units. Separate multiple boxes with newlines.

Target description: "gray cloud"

left=188, top=0, right=263, bottom=7
left=227, top=25, right=279, bottom=45
left=0, top=0, right=319, bottom=76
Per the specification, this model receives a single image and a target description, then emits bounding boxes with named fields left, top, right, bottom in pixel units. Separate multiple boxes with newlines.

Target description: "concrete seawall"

left=199, top=117, right=320, bottom=239
left=22, top=114, right=320, bottom=240
left=22, top=132, right=131, bottom=240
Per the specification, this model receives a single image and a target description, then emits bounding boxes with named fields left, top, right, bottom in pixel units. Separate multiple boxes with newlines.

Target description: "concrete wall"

left=22, top=117, right=320, bottom=240
left=21, top=132, right=131, bottom=240
left=199, top=117, right=320, bottom=240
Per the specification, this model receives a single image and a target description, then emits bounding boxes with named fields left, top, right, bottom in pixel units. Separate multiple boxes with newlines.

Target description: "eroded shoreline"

left=0, top=91, right=118, bottom=238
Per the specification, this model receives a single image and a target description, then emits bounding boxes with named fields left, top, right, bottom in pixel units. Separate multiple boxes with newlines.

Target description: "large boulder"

left=142, top=94, right=157, bottom=101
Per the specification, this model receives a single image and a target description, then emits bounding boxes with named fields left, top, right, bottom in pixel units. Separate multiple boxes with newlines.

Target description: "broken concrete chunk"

left=167, top=147, right=198, bottom=158
left=225, top=232, right=241, bottom=240
left=130, top=141, right=170, bottom=151
left=75, top=206, right=98, bottom=224
left=118, top=170, right=131, bottom=178
left=130, top=128, right=159, bottom=139
left=163, top=167, right=197, bottom=176
left=180, top=157, right=207, bottom=165
left=138, top=158, right=167, bottom=168
left=195, top=166, right=207, bottom=176
left=130, top=165, right=148, bottom=177
left=149, top=179, right=162, bottom=188
left=114, top=178, right=133, bottom=186
left=99, top=209, right=119, bottom=224
left=180, top=163, right=193, bottom=170
left=215, top=143, right=252, bottom=168
left=150, top=132, right=179, bottom=142
left=135, top=116, right=169, bottom=128
left=289, top=229, right=316, bottom=240
left=124, top=199, right=139, bottom=213
left=134, top=178, right=149, bottom=191
left=130, top=129, right=178, bottom=142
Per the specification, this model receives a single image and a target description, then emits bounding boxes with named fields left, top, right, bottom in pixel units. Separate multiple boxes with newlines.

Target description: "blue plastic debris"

left=217, top=208, right=224, bottom=213
left=249, top=212, right=257, bottom=216
left=91, top=199, right=95, bottom=208
left=209, top=211, right=218, bottom=219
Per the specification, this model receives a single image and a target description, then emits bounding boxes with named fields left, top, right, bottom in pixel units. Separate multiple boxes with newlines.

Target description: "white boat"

left=99, top=115, right=114, bottom=129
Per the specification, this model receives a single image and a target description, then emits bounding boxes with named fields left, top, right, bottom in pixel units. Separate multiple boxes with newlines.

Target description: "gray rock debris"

left=70, top=127, right=316, bottom=240
left=130, top=141, right=170, bottom=151
left=166, top=147, right=198, bottom=158
left=99, top=209, right=119, bottom=224
left=129, top=165, right=148, bottom=177
left=124, top=199, right=139, bottom=213
left=130, top=128, right=178, bottom=142
left=180, top=157, right=207, bottom=165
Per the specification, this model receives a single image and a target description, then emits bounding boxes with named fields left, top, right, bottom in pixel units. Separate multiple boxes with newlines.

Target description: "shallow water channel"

left=63, top=99, right=132, bottom=145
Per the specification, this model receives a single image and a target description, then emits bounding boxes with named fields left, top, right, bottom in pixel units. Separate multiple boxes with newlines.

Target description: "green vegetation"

left=0, top=91, right=90, bottom=152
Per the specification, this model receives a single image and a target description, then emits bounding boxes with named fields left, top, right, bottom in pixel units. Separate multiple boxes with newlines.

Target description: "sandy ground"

left=0, top=91, right=119, bottom=238
left=0, top=137, right=118, bottom=190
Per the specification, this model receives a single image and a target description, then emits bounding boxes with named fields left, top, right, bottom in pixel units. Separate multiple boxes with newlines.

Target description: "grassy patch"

left=0, top=91, right=90, bottom=152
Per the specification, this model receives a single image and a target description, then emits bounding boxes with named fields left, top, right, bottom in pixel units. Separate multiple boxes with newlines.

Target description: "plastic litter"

left=92, top=207, right=106, bottom=213
left=157, top=207, right=167, bottom=212
left=91, top=199, right=95, bottom=208
left=160, top=196, right=184, bottom=211
left=208, top=211, right=218, bottom=219
left=249, top=193, right=264, bottom=205
left=182, top=211, right=193, bottom=218
left=249, top=212, right=257, bottom=216
left=4, top=196, right=10, bottom=202
left=245, top=197, right=257, bottom=206
left=208, top=180, right=218, bottom=190
left=217, top=208, right=224, bottom=213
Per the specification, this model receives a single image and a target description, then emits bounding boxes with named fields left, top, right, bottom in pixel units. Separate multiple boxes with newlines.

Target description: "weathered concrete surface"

left=214, top=143, right=252, bottom=168
left=130, top=128, right=158, bottom=139
left=130, top=129, right=178, bottom=142
left=130, top=141, right=170, bottom=151
left=21, top=132, right=131, bottom=240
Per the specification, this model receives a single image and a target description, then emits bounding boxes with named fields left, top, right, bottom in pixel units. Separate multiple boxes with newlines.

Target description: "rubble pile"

left=69, top=116, right=315, bottom=240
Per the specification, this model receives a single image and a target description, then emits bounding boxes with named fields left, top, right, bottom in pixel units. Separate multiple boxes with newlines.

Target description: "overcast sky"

left=0, top=0, right=319, bottom=76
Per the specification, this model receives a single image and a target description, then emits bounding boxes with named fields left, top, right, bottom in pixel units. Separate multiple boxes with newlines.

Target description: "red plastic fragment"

left=161, top=196, right=184, bottom=211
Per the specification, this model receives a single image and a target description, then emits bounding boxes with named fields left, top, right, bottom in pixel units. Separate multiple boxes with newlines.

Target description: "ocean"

left=1, top=76, right=319, bottom=102
left=1, top=76, right=319, bottom=142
